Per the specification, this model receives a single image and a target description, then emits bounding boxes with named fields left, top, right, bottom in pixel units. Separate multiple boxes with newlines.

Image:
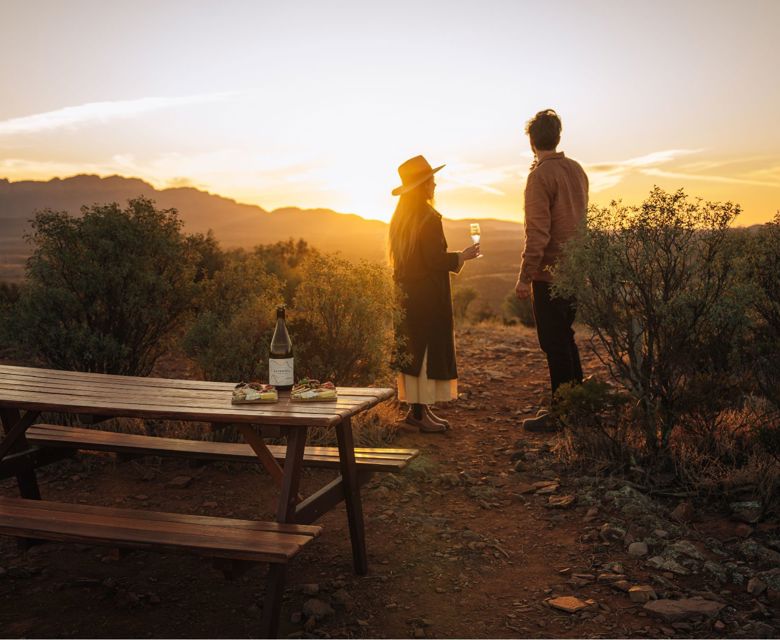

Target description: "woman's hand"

left=460, top=243, right=480, bottom=262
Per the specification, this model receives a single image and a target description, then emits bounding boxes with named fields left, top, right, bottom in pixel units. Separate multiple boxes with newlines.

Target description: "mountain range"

left=0, top=175, right=525, bottom=312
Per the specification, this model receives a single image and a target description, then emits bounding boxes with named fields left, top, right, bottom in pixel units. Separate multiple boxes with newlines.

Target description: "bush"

left=182, top=250, right=284, bottom=382
left=554, top=187, right=749, bottom=454
left=0, top=282, right=21, bottom=355
left=452, top=286, right=478, bottom=321
left=552, top=378, right=634, bottom=473
left=501, top=290, right=535, bottom=327
left=15, top=198, right=198, bottom=375
left=290, top=253, right=400, bottom=385
left=744, top=214, right=780, bottom=406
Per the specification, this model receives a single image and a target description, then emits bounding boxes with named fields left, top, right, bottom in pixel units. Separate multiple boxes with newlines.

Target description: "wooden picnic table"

left=0, top=363, right=397, bottom=574
left=0, top=363, right=404, bottom=636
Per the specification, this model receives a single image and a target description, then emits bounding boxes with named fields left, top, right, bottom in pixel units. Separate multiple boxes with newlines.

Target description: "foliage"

left=253, top=238, right=315, bottom=304
left=552, top=378, right=634, bottom=472
left=501, top=290, right=535, bottom=327
left=743, top=213, right=780, bottom=407
left=452, top=286, right=478, bottom=321
left=0, top=282, right=22, bottom=355
left=291, top=252, right=400, bottom=385
left=15, top=198, right=198, bottom=375
left=554, top=187, right=749, bottom=454
left=182, top=250, right=284, bottom=382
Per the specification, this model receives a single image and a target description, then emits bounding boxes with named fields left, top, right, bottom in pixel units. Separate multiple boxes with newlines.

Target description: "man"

left=515, top=109, right=588, bottom=432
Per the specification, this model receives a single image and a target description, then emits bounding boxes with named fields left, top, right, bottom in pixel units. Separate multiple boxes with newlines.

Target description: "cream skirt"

left=397, top=348, right=458, bottom=405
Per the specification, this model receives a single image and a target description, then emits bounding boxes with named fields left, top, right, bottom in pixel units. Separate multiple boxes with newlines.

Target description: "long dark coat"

left=394, top=207, right=462, bottom=380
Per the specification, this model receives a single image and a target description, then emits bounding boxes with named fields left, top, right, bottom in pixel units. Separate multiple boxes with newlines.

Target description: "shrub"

left=290, top=253, right=400, bottom=385
left=552, top=378, right=634, bottom=473
left=15, top=198, right=198, bottom=375
left=744, top=214, right=780, bottom=406
left=501, top=290, right=535, bottom=327
left=452, top=286, right=478, bottom=321
left=554, top=187, right=749, bottom=454
left=182, top=250, right=284, bottom=382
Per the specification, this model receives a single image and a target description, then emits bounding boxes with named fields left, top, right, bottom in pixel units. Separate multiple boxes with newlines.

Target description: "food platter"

left=290, top=379, right=338, bottom=402
left=231, top=382, right=279, bottom=405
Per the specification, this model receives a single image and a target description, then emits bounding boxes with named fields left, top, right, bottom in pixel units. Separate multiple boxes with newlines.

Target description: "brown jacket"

left=520, top=152, right=588, bottom=283
left=393, top=207, right=462, bottom=380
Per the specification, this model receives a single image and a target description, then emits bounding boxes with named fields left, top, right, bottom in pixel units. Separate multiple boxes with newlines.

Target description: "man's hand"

left=515, top=279, right=531, bottom=300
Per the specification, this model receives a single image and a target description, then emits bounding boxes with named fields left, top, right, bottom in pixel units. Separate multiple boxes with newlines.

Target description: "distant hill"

left=0, top=175, right=525, bottom=313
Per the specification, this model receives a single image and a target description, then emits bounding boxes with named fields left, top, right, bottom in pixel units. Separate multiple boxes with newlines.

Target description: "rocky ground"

left=1, top=323, right=778, bottom=638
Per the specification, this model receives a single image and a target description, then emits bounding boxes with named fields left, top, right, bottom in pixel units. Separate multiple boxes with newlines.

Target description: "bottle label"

left=269, top=357, right=294, bottom=386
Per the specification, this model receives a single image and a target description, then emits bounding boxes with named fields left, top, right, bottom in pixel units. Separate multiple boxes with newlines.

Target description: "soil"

left=1, top=323, right=778, bottom=638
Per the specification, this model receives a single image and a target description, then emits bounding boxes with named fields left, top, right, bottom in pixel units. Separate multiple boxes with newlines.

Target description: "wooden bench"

left=0, top=495, right=321, bottom=638
left=26, top=423, right=418, bottom=473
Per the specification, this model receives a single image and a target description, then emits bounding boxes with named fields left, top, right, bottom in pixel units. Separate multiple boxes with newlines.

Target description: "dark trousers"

left=532, top=281, right=583, bottom=399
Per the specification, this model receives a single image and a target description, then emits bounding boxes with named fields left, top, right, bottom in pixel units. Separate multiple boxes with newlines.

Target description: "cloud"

left=438, top=161, right=530, bottom=196
left=585, top=149, right=702, bottom=193
left=640, top=168, right=780, bottom=188
left=0, top=93, right=236, bottom=136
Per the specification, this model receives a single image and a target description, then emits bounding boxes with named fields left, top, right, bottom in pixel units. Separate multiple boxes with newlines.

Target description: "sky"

left=1, top=0, right=779, bottom=225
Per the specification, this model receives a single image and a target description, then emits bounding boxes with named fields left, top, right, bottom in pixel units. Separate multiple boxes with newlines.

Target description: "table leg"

left=260, top=563, right=286, bottom=638
left=276, top=427, right=307, bottom=523
left=0, top=409, right=42, bottom=500
left=336, top=417, right=368, bottom=575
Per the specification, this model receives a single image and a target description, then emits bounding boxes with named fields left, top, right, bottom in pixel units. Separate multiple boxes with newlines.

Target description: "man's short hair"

left=525, top=109, right=561, bottom=151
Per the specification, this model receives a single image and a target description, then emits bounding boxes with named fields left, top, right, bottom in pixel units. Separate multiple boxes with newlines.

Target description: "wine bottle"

left=269, top=306, right=294, bottom=390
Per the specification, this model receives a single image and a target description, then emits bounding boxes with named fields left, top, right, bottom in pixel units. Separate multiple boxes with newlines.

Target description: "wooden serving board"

left=231, top=397, right=279, bottom=405
left=290, top=395, right=338, bottom=403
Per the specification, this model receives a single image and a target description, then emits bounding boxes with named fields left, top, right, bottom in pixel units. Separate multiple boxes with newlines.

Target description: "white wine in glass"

left=469, top=223, right=483, bottom=258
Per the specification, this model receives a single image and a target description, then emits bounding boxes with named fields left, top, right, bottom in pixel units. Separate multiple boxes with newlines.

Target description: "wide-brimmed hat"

left=391, top=155, right=445, bottom=196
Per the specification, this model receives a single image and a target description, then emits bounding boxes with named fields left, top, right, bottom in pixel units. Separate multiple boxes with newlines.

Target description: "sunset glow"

left=1, top=0, right=778, bottom=225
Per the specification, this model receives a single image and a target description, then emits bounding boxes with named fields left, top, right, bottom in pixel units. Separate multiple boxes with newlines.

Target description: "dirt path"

left=1, top=323, right=778, bottom=638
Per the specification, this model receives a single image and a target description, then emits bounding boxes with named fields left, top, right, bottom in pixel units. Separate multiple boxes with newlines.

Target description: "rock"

left=643, top=597, right=725, bottom=622
left=547, top=494, right=576, bottom=509
left=730, top=500, right=762, bottom=524
left=603, top=561, right=625, bottom=574
left=756, top=568, right=780, bottom=591
left=713, top=620, right=726, bottom=632
left=300, top=583, right=319, bottom=596
left=629, top=585, right=657, bottom=604
left=599, top=523, right=626, bottom=543
left=290, top=611, right=303, bottom=624
left=668, top=540, right=704, bottom=561
left=654, top=529, right=670, bottom=539
left=628, top=542, right=649, bottom=557
left=167, top=476, right=193, bottom=488
left=747, top=577, right=767, bottom=596
left=609, top=580, right=633, bottom=593
left=671, top=501, right=694, bottom=523
left=597, top=573, right=627, bottom=583
left=703, top=561, right=728, bottom=584
left=413, top=628, right=426, bottom=639
left=583, top=506, right=599, bottom=522
left=738, top=540, right=780, bottom=566
left=647, top=555, right=690, bottom=575
left=534, top=482, right=559, bottom=495
left=202, top=501, right=218, bottom=508
left=302, top=598, right=334, bottom=621
left=548, top=596, right=590, bottom=613
left=734, top=523, right=754, bottom=538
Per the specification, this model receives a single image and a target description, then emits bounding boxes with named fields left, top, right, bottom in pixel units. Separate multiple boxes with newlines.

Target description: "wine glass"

left=469, top=223, right=483, bottom=258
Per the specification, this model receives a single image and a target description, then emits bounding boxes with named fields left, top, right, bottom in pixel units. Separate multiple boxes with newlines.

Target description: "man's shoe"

left=522, top=412, right=561, bottom=433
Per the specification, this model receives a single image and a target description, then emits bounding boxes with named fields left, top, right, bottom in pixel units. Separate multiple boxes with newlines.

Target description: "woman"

left=388, top=155, right=480, bottom=432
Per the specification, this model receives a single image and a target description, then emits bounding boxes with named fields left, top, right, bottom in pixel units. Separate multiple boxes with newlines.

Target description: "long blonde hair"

left=388, top=182, right=433, bottom=272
